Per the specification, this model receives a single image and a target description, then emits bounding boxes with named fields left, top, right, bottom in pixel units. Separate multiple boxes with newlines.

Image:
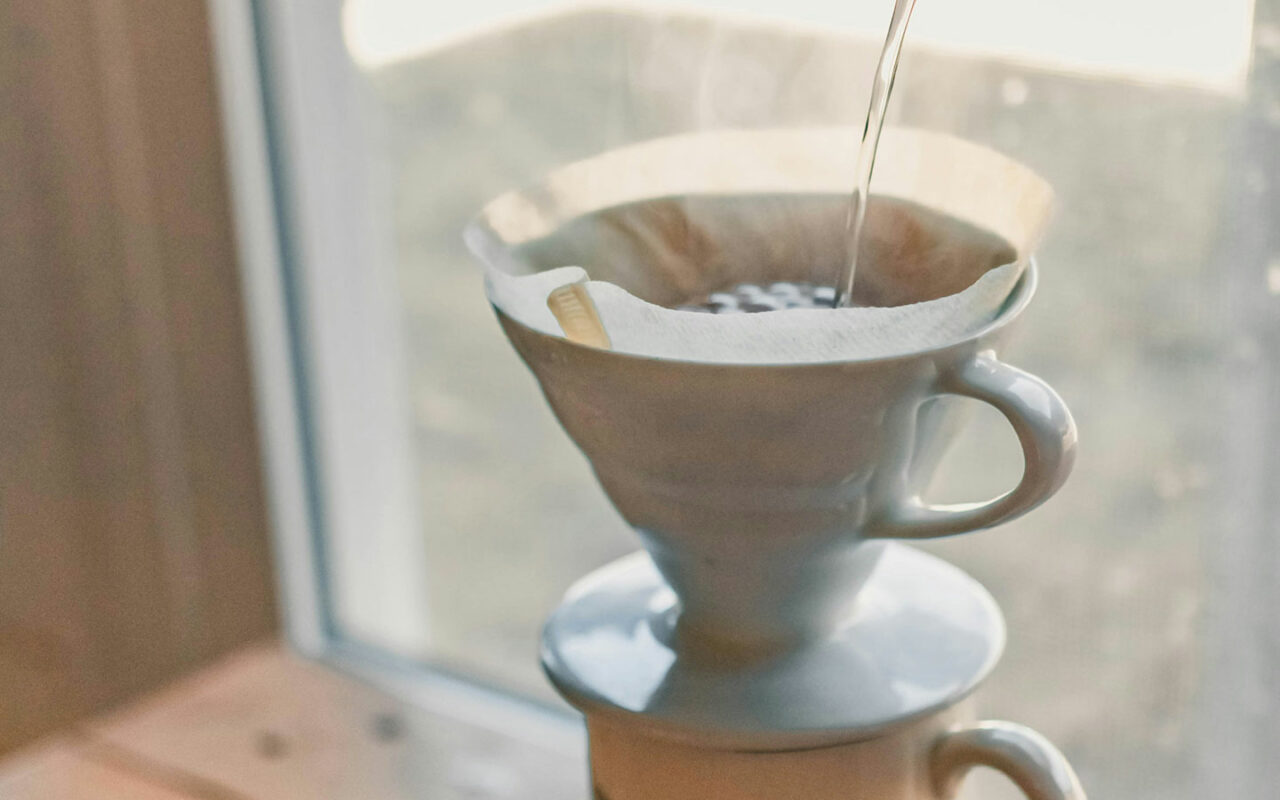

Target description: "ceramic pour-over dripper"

left=467, top=128, right=1083, bottom=800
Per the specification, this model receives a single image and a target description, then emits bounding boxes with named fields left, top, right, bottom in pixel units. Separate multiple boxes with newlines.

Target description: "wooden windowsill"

left=0, top=643, right=586, bottom=799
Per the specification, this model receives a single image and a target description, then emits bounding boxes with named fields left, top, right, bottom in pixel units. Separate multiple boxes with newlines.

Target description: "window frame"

left=206, top=0, right=584, bottom=756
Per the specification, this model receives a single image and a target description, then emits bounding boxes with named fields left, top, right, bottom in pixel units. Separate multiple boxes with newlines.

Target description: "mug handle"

left=931, top=721, right=1086, bottom=800
left=876, top=351, right=1077, bottom=539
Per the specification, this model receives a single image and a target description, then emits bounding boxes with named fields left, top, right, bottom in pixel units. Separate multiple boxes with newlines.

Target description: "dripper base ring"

left=541, top=541, right=1005, bottom=752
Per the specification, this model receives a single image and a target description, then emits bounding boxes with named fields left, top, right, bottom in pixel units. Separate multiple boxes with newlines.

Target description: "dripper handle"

left=931, top=721, right=1086, bottom=800
left=877, top=352, right=1076, bottom=539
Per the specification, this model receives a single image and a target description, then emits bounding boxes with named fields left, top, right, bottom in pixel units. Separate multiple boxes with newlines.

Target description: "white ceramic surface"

left=499, top=264, right=1074, bottom=651
left=542, top=544, right=1002, bottom=750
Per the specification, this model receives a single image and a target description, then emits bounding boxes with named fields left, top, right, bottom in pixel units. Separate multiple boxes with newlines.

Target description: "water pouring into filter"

left=677, top=0, right=920, bottom=313
left=468, top=1, right=1052, bottom=363
left=839, top=0, right=919, bottom=308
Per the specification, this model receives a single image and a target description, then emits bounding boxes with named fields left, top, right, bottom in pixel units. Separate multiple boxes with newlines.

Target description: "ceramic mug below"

left=587, top=705, right=1084, bottom=800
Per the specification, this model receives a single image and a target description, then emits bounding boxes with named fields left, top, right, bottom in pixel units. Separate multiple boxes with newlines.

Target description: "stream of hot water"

left=835, top=0, right=919, bottom=308
left=679, top=0, right=920, bottom=314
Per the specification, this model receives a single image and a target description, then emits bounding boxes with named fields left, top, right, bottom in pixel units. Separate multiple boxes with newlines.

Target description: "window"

left=212, top=1, right=1279, bottom=798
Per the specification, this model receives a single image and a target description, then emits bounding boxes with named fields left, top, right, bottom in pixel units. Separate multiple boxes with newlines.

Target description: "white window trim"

left=217, top=0, right=429, bottom=659
left=206, top=0, right=583, bottom=757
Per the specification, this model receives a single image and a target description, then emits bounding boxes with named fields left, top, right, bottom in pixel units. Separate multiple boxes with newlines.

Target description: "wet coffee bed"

left=677, top=281, right=837, bottom=313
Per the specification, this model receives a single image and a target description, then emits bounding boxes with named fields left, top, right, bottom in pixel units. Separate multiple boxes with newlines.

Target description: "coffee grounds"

left=676, top=282, right=837, bottom=314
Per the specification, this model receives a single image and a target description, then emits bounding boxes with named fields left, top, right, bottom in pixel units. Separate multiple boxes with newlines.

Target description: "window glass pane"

left=316, top=2, right=1277, bottom=798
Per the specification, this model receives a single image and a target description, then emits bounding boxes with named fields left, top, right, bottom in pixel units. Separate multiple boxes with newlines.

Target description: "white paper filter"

left=472, top=127, right=1053, bottom=364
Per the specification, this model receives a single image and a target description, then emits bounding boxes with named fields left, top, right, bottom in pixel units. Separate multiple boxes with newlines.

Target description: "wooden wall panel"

left=0, top=0, right=276, bottom=753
